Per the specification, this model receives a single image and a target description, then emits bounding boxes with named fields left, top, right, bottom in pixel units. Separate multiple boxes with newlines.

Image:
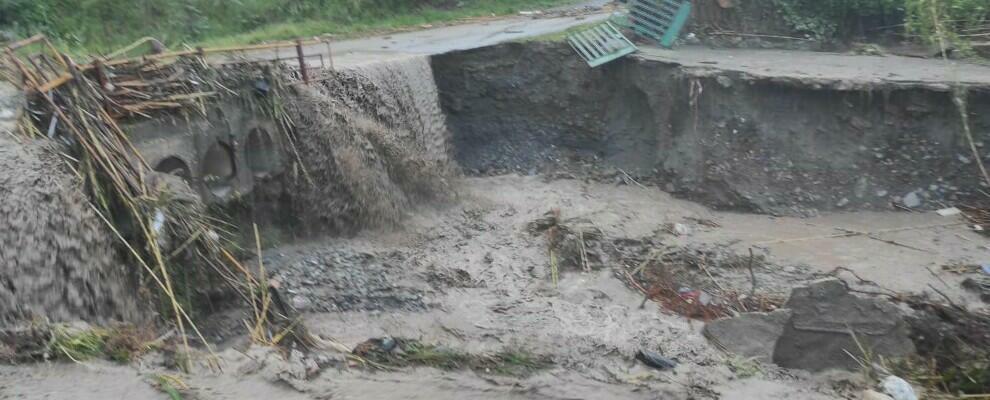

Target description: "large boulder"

left=704, top=309, right=791, bottom=362
left=772, top=279, right=915, bottom=371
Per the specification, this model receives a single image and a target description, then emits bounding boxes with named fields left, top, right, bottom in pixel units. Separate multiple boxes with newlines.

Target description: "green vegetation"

left=0, top=0, right=578, bottom=52
left=769, top=0, right=988, bottom=50
left=154, top=374, right=189, bottom=400
left=363, top=339, right=552, bottom=376
left=770, top=0, right=902, bottom=40
left=2, top=0, right=984, bottom=53
left=904, top=0, right=989, bottom=52
left=50, top=326, right=108, bottom=361
left=50, top=325, right=154, bottom=363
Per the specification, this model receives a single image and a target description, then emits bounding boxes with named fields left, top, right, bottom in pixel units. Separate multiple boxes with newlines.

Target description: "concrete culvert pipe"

left=244, top=128, right=280, bottom=177
left=201, top=142, right=236, bottom=198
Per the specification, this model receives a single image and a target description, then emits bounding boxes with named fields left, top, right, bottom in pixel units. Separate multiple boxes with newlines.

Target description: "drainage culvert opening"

left=154, top=156, right=191, bottom=180
left=202, top=141, right=236, bottom=198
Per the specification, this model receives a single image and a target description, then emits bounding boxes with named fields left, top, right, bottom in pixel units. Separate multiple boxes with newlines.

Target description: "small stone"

left=716, top=75, right=734, bottom=88
left=876, top=190, right=888, bottom=197
left=303, top=357, right=321, bottom=378
left=902, top=191, right=922, bottom=208
left=882, top=376, right=918, bottom=400
left=291, top=295, right=312, bottom=311
left=836, top=198, right=850, bottom=208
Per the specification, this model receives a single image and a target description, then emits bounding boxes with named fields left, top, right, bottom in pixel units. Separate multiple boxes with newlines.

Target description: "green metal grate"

left=629, top=0, right=692, bottom=48
left=566, top=22, right=638, bottom=68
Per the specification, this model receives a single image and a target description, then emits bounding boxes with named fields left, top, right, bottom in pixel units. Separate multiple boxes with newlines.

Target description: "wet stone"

left=772, top=279, right=915, bottom=372
left=270, top=248, right=431, bottom=313
left=703, top=309, right=792, bottom=362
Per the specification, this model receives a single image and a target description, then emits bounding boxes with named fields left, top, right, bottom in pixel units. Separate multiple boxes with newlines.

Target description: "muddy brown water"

left=2, top=41, right=989, bottom=399
left=0, top=134, right=140, bottom=326
left=273, top=56, right=457, bottom=234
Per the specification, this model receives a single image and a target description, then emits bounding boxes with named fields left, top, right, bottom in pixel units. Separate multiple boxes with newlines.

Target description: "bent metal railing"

left=567, top=22, right=639, bottom=68
left=629, top=0, right=693, bottom=48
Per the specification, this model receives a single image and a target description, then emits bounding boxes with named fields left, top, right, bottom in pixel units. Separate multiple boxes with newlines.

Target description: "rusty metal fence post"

left=295, top=39, right=309, bottom=83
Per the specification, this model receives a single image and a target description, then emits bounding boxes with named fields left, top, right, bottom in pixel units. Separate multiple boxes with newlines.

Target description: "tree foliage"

left=766, top=0, right=987, bottom=48
left=770, top=0, right=903, bottom=40
left=904, top=0, right=989, bottom=51
left=0, top=0, right=987, bottom=51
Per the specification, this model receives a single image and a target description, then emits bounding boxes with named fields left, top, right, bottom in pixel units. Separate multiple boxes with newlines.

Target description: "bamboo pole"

left=12, top=36, right=330, bottom=93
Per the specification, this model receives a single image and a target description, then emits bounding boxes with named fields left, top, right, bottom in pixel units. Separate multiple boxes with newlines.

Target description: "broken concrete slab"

left=0, top=81, right=23, bottom=135
left=772, top=279, right=915, bottom=372
left=703, top=309, right=791, bottom=362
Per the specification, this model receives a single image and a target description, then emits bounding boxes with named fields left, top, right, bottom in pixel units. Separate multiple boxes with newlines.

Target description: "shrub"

left=904, top=0, right=989, bottom=52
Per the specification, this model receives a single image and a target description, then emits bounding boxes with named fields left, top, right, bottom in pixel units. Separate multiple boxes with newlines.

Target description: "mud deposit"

left=241, top=176, right=830, bottom=400
left=267, top=247, right=433, bottom=313
left=432, top=42, right=990, bottom=215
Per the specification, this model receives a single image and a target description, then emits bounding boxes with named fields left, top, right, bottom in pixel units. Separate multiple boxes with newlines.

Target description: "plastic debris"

left=380, top=336, right=397, bottom=352
left=151, top=209, right=166, bottom=234
left=936, top=207, right=962, bottom=217
left=636, top=349, right=678, bottom=370
left=678, top=287, right=712, bottom=306
left=672, top=223, right=692, bottom=236
left=352, top=336, right=398, bottom=356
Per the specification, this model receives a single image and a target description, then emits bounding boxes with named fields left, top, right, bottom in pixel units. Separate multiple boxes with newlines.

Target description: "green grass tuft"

left=49, top=325, right=155, bottom=363
left=51, top=327, right=107, bottom=361
left=2, top=0, right=584, bottom=54
left=362, top=339, right=552, bottom=376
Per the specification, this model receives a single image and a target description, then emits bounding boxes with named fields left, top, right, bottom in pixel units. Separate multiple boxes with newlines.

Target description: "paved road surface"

left=227, top=0, right=990, bottom=90
left=237, top=5, right=611, bottom=68
left=639, top=47, right=990, bottom=88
